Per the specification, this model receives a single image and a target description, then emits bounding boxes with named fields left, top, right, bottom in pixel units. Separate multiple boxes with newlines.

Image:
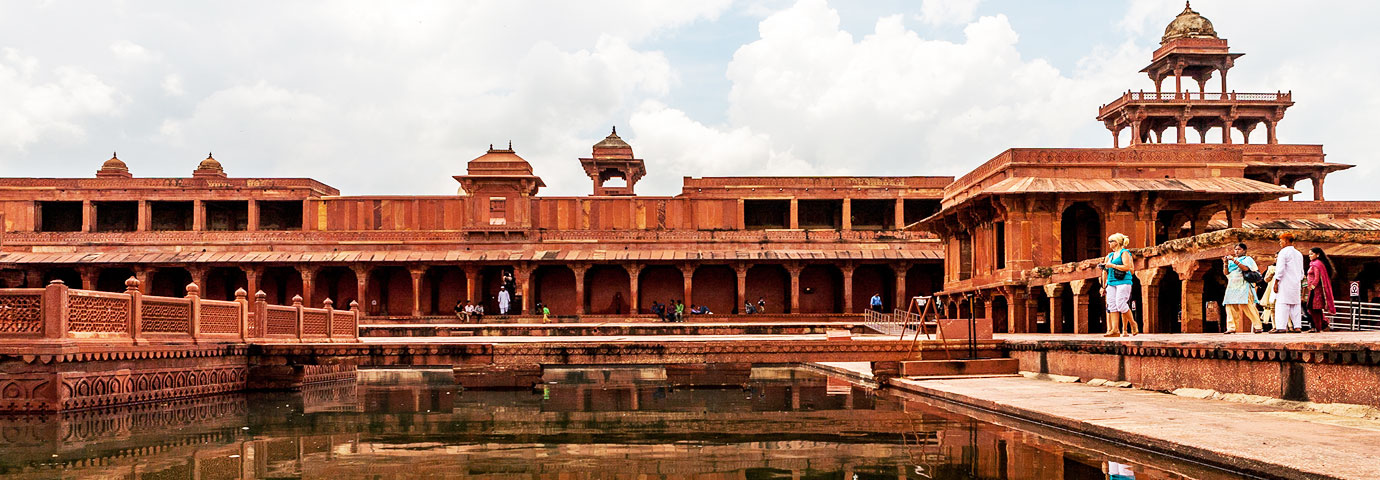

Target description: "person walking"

left=1099, top=233, right=1135, bottom=337
left=1222, top=243, right=1263, bottom=334
left=497, top=286, right=511, bottom=315
left=1306, top=247, right=1337, bottom=332
left=757, top=297, right=767, bottom=314
left=540, top=302, right=551, bottom=324
left=1269, top=233, right=1305, bottom=333
left=870, top=293, right=884, bottom=313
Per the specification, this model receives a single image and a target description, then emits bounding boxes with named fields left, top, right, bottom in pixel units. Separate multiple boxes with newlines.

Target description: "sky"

left=1, top=0, right=1375, bottom=199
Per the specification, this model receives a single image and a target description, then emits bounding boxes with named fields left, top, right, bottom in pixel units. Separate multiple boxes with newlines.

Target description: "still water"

left=1, top=366, right=1247, bottom=479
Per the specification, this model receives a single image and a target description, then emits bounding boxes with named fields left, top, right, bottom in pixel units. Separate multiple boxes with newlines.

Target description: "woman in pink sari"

left=1306, top=247, right=1337, bottom=332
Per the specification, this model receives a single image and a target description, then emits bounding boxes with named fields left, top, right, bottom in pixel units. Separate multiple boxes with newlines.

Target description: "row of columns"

left=1117, top=116, right=1278, bottom=147
left=780, top=198, right=909, bottom=230
left=23, top=261, right=932, bottom=317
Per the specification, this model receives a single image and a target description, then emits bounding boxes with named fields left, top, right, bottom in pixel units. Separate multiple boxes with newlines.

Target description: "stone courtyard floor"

left=890, top=374, right=1380, bottom=480
left=999, top=330, right=1380, bottom=345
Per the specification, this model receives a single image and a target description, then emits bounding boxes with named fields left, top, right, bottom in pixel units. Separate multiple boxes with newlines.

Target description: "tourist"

left=539, top=302, right=551, bottom=323
left=1268, top=233, right=1305, bottom=333
left=744, top=302, right=756, bottom=315
left=1306, top=247, right=1337, bottom=332
left=757, top=297, right=766, bottom=314
left=472, top=303, right=485, bottom=321
left=454, top=299, right=468, bottom=321
left=674, top=300, right=685, bottom=322
left=497, top=286, right=511, bottom=315
left=1099, top=233, right=1135, bottom=337
left=870, top=293, right=883, bottom=313
left=502, top=270, right=516, bottom=293
left=1222, top=243, right=1263, bottom=334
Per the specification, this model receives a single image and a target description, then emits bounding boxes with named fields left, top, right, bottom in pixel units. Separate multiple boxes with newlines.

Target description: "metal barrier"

left=1323, top=301, right=1380, bottom=331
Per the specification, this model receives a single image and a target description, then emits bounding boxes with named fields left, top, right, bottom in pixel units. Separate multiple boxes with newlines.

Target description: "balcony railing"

left=1099, top=91, right=1292, bottom=116
left=0, top=280, right=359, bottom=343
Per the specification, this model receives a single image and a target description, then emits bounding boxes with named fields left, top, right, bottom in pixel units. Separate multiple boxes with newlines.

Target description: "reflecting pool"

left=0, top=366, right=1249, bottom=479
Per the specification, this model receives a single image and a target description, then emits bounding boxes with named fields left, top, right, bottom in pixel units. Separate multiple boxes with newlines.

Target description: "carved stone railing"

left=1098, top=90, right=1292, bottom=116
left=250, top=292, right=357, bottom=343
left=0, top=279, right=358, bottom=344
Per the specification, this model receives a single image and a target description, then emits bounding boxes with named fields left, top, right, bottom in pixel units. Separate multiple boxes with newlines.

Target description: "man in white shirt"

left=1269, top=233, right=1305, bottom=333
left=497, top=286, right=512, bottom=315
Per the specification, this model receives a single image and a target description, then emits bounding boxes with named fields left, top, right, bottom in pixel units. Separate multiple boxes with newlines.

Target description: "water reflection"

left=0, top=366, right=1238, bottom=479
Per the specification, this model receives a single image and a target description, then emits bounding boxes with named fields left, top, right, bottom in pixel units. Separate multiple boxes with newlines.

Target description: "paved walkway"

left=999, top=331, right=1380, bottom=345
left=889, top=375, right=1380, bottom=480
left=357, top=333, right=900, bottom=344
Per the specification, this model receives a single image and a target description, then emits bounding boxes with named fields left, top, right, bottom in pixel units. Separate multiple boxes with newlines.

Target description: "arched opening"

left=1032, top=289, right=1051, bottom=333
left=1087, top=283, right=1106, bottom=334
left=991, top=295, right=1008, bottom=333
left=261, top=267, right=303, bottom=306
left=585, top=265, right=630, bottom=315
left=1158, top=269, right=1183, bottom=334
left=419, top=266, right=465, bottom=315
left=1059, top=287, right=1075, bottom=333
left=1155, top=210, right=1194, bottom=244
left=1202, top=260, right=1228, bottom=333
left=311, top=267, right=357, bottom=308
left=96, top=268, right=135, bottom=293
left=477, top=265, right=517, bottom=315
left=638, top=266, right=683, bottom=314
left=533, top=266, right=576, bottom=316
left=850, top=265, right=894, bottom=313
left=904, top=263, right=942, bottom=309
left=367, top=267, right=411, bottom=316
left=1061, top=202, right=1102, bottom=263
left=149, top=267, right=192, bottom=298
left=746, top=264, right=789, bottom=314
left=1358, top=262, right=1380, bottom=303
left=205, top=267, right=248, bottom=301
left=691, top=265, right=735, bottom=315
left=798, top=265, right=842, bottom=314
left=43, top=268, right=82, bottom=289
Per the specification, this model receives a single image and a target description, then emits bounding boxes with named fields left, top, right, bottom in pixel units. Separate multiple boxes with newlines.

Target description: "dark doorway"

left=1061, top=202, right=1102, bottom=263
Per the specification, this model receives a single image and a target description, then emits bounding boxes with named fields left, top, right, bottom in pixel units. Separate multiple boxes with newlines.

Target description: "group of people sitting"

left=1098, top=232, right=1339, bottom=336
left=453, top=299, right=485, bottom=322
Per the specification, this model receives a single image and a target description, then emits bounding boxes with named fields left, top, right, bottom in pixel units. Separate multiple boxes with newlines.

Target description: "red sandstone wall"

left=799, top=266, right=841, bottom=313
left=533, top=267, right=576, bottom=316
left=692, top=266, right=737, bottom=314
left=637, top=266, right=683, bottom=313
left=585, top=266, right=630, bottom=315
left=851, top=265, right=893, bottom=313
left=745, top=265, right=788, bottom=314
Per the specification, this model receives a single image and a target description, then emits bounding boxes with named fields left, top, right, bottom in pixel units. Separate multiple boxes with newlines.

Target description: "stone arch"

left=312, top=267, right=357, bottom=308
left=419, top=266, right=465, bottom=315
left=638, top=265, right=683, bottom=314
left=851, top=264, right=894, bottom=313
left=798, top=264, right=842, bottom=314
left=904, top=263, right=941, bottom=309
left=149, top=267, right=193, bottom=297
left=43, top=268, right=82, bottom=289
left=533, top=265, right=576, bottom=316
left=1061, top=202, right=1103, bottom=263
left=204, top=267, right=247, bottom=301
left=366, top=266, right=411, bottom=316
left=585, top=265, right=630, bottom=315
left=991, top=295, right=1008, bottom=334
left=691, top=265, right=735, bottom=315
left=746, top=264, right=789, bottom=314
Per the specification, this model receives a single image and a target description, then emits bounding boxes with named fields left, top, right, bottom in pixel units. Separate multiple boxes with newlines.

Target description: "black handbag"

left=1243, top=269, right=1263, bottom=284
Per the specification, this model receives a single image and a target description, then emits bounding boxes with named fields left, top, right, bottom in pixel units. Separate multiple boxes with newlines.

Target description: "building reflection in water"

left=0, top=366, right=1231, bottom=479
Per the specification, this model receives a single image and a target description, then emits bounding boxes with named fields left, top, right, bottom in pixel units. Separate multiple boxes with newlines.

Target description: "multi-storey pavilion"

left=0, top=131, right=948, bottom=320
left=921, top=4, right=1378, bottom=334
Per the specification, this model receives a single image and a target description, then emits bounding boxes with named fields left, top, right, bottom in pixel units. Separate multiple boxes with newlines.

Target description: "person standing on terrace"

left=1306, top=247, right=1337, bottom=332
left=1268, top=233, right=1305, bottom=333
left=1099, top=233, right=1136, bottom=337
left=1222, top=243, right=1263, bottom=334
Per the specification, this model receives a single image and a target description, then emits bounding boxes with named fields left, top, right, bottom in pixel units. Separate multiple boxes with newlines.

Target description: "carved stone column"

left=893, top=263, right=909, bottom=312
left=735, top=264, right=748, bottom=313
left=516, top=264, right=533, bottom=315
left=350, top=265, right=370, bottom=316
left=841, top=263, right=855, bottom=314
left=571, top=265, right=589, bottom=316
left=1044, top=284, right=1066, bottom=333
left=296, top=266, right=315, bottom=307
left=680, top=264, right=695, bottom=311
left=1069, top=279, right=1092, bottom=334
left=1135, top=268, right=1163, bottom=334
left=243, top=266, right=264, bottom=301
left=787, top=264, right=803, bottom=314
left=626, top=264, right=642, bottom=314
left=409, top=267, right=424, bottom=317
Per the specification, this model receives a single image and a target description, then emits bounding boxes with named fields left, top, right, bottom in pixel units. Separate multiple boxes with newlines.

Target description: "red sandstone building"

left=1, top=4, right=1376, bottom=332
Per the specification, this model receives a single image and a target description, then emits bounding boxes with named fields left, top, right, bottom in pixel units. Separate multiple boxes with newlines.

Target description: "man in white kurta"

left=1271, top=234, right=1305, bottom=332
left=497, top=287, right=511, bottom=315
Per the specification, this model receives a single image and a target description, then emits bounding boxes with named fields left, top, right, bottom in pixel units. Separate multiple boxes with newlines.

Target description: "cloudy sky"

left=1, top=0, right=1375, bottom=199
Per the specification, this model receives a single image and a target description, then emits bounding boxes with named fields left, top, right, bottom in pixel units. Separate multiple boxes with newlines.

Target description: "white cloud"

left=161, top=74, right=184, bottom=96
left=109, top=40, right=158, bottom=63
left=0, top=48, right=125, bottom=152
left=919, top=0, right=980, bottom=26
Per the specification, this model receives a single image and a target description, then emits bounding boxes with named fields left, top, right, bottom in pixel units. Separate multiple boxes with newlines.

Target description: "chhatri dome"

left=1161, top=1, right=1218, bottom=44
left=96, top=152, right=132, bottom=178
left=193, top=152, right=227, bottom=178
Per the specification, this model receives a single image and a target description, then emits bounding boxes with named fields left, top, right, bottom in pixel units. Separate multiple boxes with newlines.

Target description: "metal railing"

left=1322, top=301, right=1380, bottom=332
